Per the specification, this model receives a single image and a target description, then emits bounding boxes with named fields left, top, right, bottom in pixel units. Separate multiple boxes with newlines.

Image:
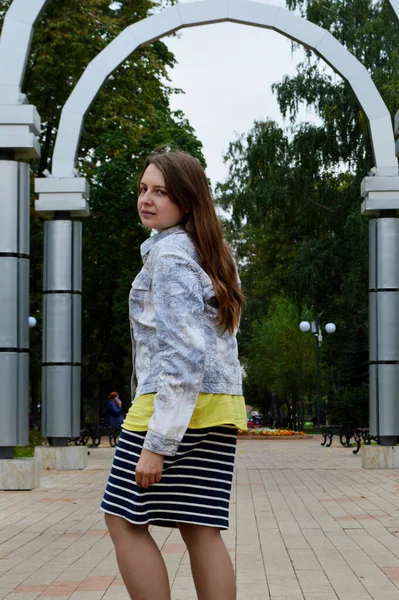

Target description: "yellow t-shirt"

left=123, top=393, right=247, bottom=432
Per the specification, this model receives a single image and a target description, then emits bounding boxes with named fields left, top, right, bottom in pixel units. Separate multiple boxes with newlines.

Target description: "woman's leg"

left=178, top=523, right=236, bottom=600
left=105, top=513, right=170, bottom=600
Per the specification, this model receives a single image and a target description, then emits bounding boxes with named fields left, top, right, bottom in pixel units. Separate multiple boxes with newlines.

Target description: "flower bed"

left=238, top=428, right=306, bottom=438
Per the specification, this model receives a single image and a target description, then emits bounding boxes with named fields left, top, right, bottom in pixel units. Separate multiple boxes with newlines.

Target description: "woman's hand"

left=135, top=448, right=164, bottom=488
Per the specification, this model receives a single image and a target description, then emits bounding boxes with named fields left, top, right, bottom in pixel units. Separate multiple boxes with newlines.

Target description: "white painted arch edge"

left=389, top=0, right=399, bottom=20
left=0, top=0, right=50, bottom=103
left=50, top=0, right=397, bottom=178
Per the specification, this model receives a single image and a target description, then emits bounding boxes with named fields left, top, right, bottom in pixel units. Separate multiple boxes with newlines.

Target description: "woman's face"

left=138, top=164, right=183, bottom=231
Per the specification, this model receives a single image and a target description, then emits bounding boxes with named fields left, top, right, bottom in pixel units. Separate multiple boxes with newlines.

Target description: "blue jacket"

left=129, top=225, right=243, bottom=456
left=103, top=400, right=124, bottom=428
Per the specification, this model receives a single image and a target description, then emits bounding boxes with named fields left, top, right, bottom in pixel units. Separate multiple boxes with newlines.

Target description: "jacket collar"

left=141, top=225, right=186, bottom=262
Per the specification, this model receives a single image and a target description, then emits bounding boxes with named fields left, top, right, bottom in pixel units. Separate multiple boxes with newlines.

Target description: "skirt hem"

left=100, top=506, right=227, bottom=530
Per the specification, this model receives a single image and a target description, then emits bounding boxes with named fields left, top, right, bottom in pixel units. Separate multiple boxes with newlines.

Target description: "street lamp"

left=299, top=316, right=336, bottom=431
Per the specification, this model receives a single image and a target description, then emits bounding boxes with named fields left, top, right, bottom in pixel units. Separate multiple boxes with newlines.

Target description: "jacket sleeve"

left=143, top=251, right=206, bottom=456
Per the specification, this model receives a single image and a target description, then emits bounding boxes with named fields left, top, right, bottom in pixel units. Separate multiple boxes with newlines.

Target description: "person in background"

left=103, top=392, right=124, bottom=430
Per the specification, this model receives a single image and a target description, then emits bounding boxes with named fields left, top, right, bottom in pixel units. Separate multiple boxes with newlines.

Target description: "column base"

left=35, top=446, right=88, bottom=470
left=362, top=445, right=399, bottom=468
left=0, top=458, right=40, bottom=490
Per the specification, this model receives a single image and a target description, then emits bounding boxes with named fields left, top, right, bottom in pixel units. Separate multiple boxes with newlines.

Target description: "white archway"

left=0, top=0, right=49, bottom=104
left=390, top=0, right=399, bottom=19
left=50, top=0, right=397, bottom=179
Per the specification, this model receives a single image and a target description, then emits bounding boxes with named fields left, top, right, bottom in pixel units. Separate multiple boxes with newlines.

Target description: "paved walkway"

left=2, top=438, right=399, bottom=599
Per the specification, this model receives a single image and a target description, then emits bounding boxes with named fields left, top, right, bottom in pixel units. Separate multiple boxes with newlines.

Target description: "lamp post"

left=299, top=317, right=336, bottom=431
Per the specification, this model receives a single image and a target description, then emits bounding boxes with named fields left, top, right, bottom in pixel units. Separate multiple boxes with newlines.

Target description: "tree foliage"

left=217, top=0, right=398, bottom=423
left=244, top=296, right=315, bottom=428
left=0, top=0, right=205, bottom=419
left=277, top=0, right=399, bottom=174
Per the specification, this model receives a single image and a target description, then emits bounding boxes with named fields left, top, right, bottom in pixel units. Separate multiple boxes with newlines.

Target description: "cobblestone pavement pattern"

left=2, top=438, right=399, bottom=599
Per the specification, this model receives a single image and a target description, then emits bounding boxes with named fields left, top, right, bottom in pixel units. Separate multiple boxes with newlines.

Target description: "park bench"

left=70, top=424, right=121, bottom=447
left=320, top=425, right=342, bottom=448
left=321, top=422, right=380, bottom=454
left=352, top=428, right=380, bottom=455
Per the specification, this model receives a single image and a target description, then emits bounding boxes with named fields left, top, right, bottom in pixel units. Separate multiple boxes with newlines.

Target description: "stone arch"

left=390, top=0, right=399, bottom=20
left=50, top=0, right=397, bottom=178
left=0, top=0, right=50, bottom=104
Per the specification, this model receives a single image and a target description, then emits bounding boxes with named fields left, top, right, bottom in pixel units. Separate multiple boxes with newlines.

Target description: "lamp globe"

left=325, top=323, right=336, bottom=334
left=299, top=321, right=311, bottom=333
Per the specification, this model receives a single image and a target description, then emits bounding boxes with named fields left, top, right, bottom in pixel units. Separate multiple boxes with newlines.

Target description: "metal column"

left=0, top=159, right=30, bottom=457
left=42, top=219, right=82, bottom=444
left=369, top=217, right=399, bottom=445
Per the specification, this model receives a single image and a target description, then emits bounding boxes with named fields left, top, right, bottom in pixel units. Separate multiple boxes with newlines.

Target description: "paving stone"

left=4, top=439, right=399, bottom=598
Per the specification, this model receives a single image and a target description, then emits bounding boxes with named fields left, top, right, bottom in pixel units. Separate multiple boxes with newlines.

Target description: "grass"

left=13, top=430, right=48, bottom=459
left=14, top=446, right=35, bottom=458
left=303, top=422, right=319, bottom=435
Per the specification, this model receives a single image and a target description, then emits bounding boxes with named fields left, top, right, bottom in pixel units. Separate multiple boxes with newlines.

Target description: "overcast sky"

left=163, top=0, right=322, bottom=188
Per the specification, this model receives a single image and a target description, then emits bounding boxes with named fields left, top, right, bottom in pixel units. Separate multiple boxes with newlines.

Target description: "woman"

left=101, top=151, right=247, bottom=600
left=103, top=392, right=124, bottom=430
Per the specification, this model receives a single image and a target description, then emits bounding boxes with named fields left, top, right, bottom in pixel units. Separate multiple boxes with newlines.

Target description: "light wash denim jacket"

left=129, top=225, right=243, bottom=456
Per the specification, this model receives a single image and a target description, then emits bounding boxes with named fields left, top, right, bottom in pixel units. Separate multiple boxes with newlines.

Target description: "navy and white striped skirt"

left=101, top=426, right=237, bottom=529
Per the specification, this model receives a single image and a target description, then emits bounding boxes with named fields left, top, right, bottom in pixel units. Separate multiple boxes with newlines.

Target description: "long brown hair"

left=138, top=151, right=244, bottom=334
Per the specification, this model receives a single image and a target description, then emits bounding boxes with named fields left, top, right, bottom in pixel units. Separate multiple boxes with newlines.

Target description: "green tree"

left=217, top=0, right=399, bottom=423
left=273, top=0, right=397, bottom=420
left=277, top=0, right=399, bottom=175
left=244, top=296, right=315, bottom=429
left=0, top=0, right=205, bottom=420
left=217, top=119, right=366, bottom=369
left=216, top=0, right=399, bottom=422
